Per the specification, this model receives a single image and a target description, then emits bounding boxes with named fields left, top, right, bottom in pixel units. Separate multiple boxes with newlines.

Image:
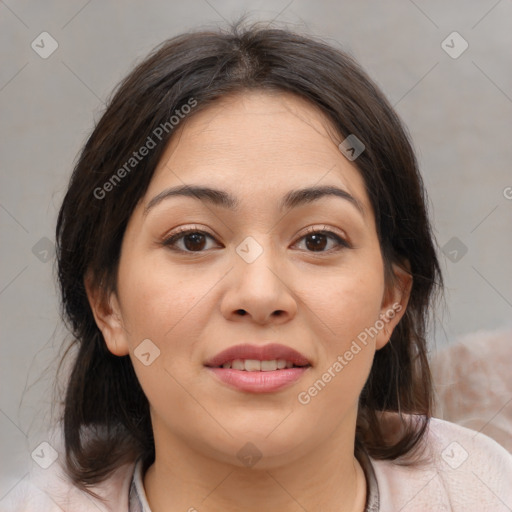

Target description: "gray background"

left=1, top=0, right=511, bottom=499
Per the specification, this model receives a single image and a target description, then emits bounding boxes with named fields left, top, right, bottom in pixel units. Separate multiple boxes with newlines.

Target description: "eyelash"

left=161, top=225, right=351, bottom=254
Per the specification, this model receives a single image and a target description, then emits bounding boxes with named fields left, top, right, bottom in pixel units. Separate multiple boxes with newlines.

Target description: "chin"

left=202, top=424, right=315, bottom=469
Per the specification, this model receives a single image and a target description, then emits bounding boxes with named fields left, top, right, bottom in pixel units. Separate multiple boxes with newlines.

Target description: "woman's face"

left=89, top=90, right=410, bottom=467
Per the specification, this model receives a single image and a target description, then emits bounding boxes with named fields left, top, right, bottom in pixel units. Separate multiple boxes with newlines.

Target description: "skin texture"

left=86, top=90, right=412, bottom=512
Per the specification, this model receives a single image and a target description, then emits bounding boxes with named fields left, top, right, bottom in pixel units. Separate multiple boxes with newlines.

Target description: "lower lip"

left=207, top=367, right=310, bottom=393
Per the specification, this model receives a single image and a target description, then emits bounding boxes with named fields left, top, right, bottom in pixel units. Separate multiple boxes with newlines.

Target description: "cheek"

left=117, top=252, right=209, bottom=344
left=306, top=255, right=385, bottom=350
left=296, top=253, right=385, bottom=407
left=119, top=261, right=214, bottom=429
left=116, top=252, right=221, bottom=406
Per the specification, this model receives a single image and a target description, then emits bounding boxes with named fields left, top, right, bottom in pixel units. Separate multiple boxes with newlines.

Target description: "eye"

left=161, top=225, right=351, bottom=254
left=294, top=226, right=350, bottom=253
left=161, top=226, right=220, bottom=253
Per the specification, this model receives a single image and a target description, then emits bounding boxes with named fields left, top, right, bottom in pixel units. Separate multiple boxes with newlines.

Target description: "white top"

left=2, top=417, right=512, bottom=511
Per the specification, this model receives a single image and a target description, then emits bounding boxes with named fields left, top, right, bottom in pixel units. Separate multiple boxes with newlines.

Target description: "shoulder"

left=370, top=416, right=512, bottom=512
left=1, top=437, right=136, bottom=512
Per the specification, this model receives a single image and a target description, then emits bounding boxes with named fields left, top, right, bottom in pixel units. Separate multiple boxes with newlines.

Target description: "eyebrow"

left=143, top=184, right=365, bottom=218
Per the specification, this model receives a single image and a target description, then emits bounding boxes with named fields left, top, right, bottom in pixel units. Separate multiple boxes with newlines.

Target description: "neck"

left=143, top=418, right=367, bottom=512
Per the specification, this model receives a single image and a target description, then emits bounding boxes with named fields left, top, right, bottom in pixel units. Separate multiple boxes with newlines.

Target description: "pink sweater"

left=2, top=418, right=511, bottom=511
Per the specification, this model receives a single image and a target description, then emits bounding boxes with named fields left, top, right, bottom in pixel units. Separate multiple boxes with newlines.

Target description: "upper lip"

left=204, top=343, right=311, bottom=368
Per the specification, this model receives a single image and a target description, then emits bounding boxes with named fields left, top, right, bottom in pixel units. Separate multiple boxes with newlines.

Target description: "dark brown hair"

left=55, top=20, right=443, bottom=493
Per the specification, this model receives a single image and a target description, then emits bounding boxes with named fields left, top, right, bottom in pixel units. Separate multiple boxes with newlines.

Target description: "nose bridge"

left=234, top=233, right=283, bottom=291
left=221, top=232, right=297, bottom=323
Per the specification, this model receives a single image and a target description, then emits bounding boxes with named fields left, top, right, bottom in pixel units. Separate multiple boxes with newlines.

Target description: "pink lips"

left=204, top=343, right=311, bottom=368
left=204, top=343, right=311, bottom=393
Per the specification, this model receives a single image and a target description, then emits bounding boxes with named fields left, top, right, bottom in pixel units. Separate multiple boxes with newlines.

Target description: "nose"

left=220, top=240, right=298, bottom=325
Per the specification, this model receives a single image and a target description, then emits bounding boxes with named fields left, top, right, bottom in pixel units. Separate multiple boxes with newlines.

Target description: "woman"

left=6, top=21, right=511, bottom=512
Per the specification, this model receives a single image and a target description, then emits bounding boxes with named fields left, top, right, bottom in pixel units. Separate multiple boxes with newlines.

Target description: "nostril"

left=236, top=309, right=247, bottom=315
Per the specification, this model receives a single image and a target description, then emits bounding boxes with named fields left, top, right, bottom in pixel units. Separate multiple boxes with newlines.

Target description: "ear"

left=375, top=261, right=413, bottom=350
left=84, top=271, right=130, bottom=357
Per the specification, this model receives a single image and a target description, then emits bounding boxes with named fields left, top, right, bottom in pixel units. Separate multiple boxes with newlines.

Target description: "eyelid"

left=161, top=225, right=218, bottom=245
left=299, top=225, right=350, bottom=244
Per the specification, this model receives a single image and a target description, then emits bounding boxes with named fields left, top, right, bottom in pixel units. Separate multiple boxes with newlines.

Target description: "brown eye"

left=304, top=232, right=329, bottom=251
left=162, top=227, right=350, bottom=254
left=162, top=229, right=218, bottom=252
left=295, top=229, right=350, bottom=253
left=181, top=232, right=208, bottom=251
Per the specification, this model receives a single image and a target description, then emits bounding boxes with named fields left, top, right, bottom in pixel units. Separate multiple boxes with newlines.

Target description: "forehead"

left=145, top=90, right=372, bottom=219
left=163, top=90, right=341, bottom=165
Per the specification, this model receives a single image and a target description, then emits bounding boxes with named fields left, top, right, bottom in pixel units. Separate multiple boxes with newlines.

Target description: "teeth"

left=245, top=359, right=261, bottom=371
left=220, top=358, right=298, bottom=371
left=231, top=359, right=245, bottom=370
left=261, top=360, right=277, bottom=371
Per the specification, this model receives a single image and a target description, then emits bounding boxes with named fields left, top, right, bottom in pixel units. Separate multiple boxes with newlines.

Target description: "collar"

left=128, top=454, right=380, bottom=511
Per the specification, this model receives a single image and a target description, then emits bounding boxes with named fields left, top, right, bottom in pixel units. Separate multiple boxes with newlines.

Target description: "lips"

left=204, top=343, right=311, bottom=368
left=204, top=343, right=312, bottom=393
